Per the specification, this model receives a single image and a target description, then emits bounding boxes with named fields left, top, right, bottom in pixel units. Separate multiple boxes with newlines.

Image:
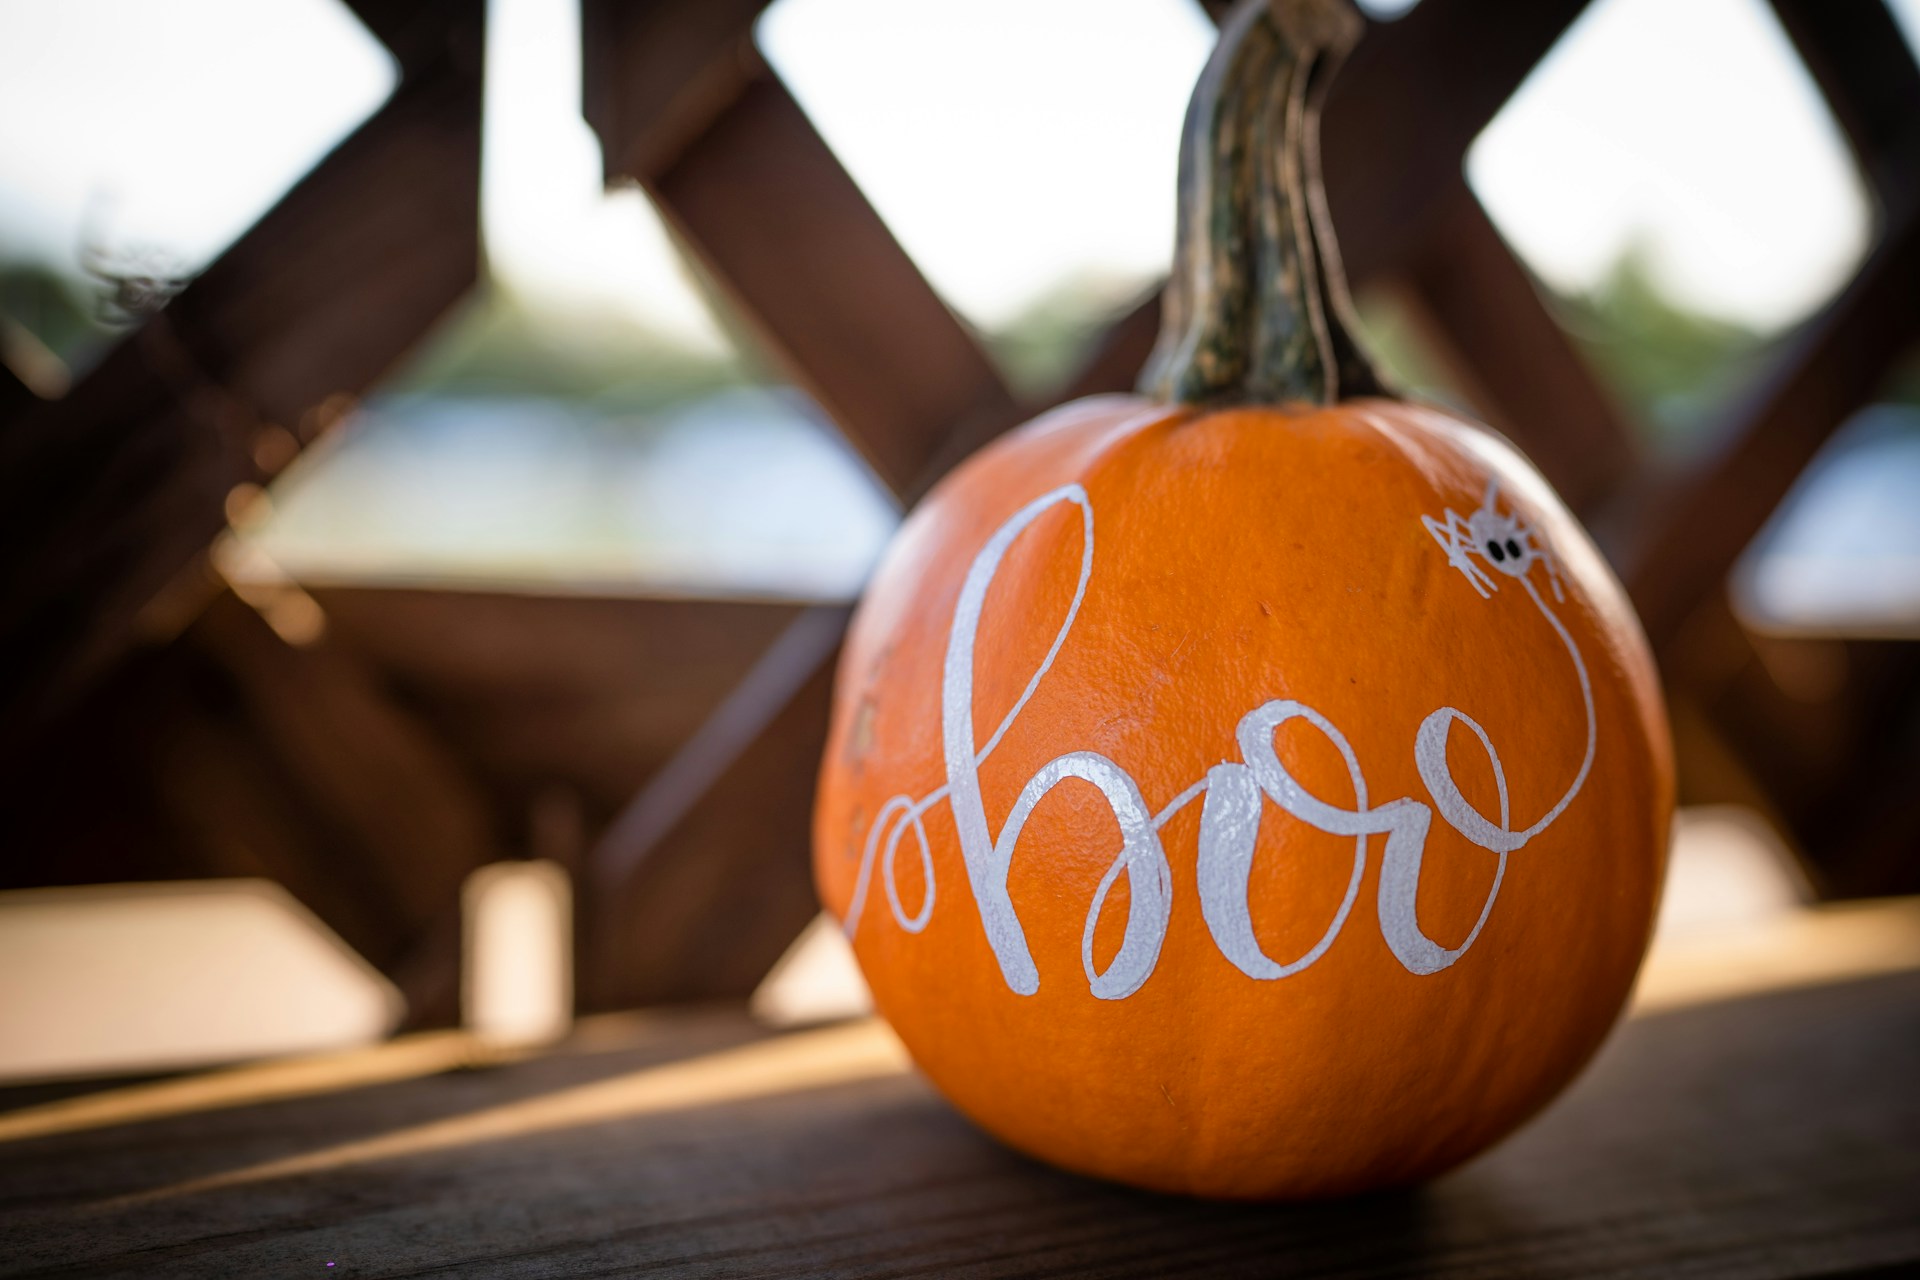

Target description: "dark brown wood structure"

left=2, top=0, right=1918, bottom=1023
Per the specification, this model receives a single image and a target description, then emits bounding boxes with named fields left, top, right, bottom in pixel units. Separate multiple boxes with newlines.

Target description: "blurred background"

left=1, top=0, right=1917, bottom=1088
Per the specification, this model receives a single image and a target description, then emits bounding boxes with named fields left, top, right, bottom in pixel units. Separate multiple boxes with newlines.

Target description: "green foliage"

left=1550, top=245, right=1772, bottom=454
left=1351, top=288, right=1477, bottom=414
left=0, top=260, right=117, bottom=374
left=388, top=279, right=745, bottom=413
left=981, top=273, right=1154, bottom=397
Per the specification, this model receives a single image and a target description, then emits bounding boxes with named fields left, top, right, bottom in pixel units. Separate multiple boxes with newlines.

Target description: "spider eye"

left=1505, top=538, right=1522, bottom=558
left=1486, top=541, right=1506, bottom=563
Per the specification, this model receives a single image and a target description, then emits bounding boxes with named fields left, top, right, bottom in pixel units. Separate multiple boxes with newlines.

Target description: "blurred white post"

left=462, top=860, right=573, bottom=1050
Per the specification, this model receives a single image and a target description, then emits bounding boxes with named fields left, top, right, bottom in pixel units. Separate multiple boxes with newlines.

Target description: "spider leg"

left=1423, top=510, right=1494, bottom=598
left=1448, top=510, right=1499, bottom=596
left=1516, top=518, right=1567, bottom=601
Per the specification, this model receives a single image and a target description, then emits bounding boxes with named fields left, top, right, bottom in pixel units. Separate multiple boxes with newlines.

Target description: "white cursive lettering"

left=842, top=480, right=1594, bottom=997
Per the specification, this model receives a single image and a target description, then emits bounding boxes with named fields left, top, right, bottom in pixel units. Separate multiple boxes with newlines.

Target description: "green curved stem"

left=1140, top=0, right=1386, bottom=407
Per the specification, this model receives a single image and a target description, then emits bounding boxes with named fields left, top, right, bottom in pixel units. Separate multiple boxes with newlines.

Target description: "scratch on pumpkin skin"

left=844, top=807, right=867, bottom=870
left=850, top=697, right=878, bottom=765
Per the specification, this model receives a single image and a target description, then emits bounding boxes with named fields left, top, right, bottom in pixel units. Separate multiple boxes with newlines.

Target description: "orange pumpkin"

left=813, top=0, right=1671, bottom=1199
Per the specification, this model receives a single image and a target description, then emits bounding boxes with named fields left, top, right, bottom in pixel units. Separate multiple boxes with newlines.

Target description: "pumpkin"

left=812, top=0, right=1671, bottom=1198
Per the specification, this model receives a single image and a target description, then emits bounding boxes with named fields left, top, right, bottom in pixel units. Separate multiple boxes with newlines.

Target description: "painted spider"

left=1422, top=479, right=1565, bottom=602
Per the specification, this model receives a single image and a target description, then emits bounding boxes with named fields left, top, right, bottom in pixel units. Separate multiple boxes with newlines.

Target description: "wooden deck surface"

left=4, top=903, right=1920, bottom=1279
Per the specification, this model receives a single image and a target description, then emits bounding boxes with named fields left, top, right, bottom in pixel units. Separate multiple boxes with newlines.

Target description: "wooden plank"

left=185, top=592, right=498, bottom=996
left=1056, top=292, right=1165, bottom=403
left=310, top=586, right=808, bottom=826
left=1320, top=0, right=1594, bottom=281
left=579, top=0, right=771, bottom=182
left=307, top=587, right=833, bottom=1013
left=582, top=1, right=1018, bottom=501
left=303, top=588, right=845, bottom=1014
left=644, top=63, right=1020, bottom=501
left=0, top=12, right=483, bottom=753
left=6, top=922, right=1918, bottom=1276
left=1667, top=594, right=1920, bottom=899
left=1396, top=178, right=1640, bottom=516
left=582, top=609, right=847, bottom=1011
left=1769, top=0, right=1920, bottom=215
left=342, top=0, right=482, bottom=77
left=212, top=588, right=855, bottom=1023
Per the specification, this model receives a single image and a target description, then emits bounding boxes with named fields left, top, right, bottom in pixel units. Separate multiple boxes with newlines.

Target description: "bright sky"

left=480, top=0, right=728, bottom=348
left=0, top=0, right=1912, bottom=342
left=0, top=0, right=393, bottom=272
left=758, top=0, right=1216, bottom=328
left=1469, top=0, right=1874, bottom=329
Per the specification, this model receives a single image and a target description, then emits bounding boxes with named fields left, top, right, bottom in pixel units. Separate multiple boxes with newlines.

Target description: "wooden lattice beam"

left=578, top=0, right=1023, bottom=1005
left=1769, top=0, right=1920, bottom=215
left=343, top=0, right=482, bottom=77
left=647, top=61, right=1020, bottom=501
left=183, top=590, right=501, bottom=1024
left=581, top=0, right=772, bottom=183
left=0, top=0, right=485, bottom=753
left=1620, top=10, right=1920, bottom=655
left=1319, top=0, right=1594, bottom=280
left=1606, top=0, right=1920, bottom=901
left=1058, top=292, right=1164, bottom=402
left=0, top=584, right=503, bottom=1026
left=583, top=607, right=849, bottom=1009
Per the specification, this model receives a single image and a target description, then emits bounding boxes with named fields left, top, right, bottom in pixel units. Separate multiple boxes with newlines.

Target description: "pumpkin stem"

left=1140, top=0, right=1387, bottom=407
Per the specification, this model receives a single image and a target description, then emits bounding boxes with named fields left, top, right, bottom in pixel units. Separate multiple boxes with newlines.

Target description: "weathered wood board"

left=3, top=962, right=1917, bottom=1277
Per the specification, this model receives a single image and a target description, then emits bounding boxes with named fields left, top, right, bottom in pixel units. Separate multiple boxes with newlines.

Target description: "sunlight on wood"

left=0, top=1030, right=481, bottom=1145
left=1632, top=896, right=1920, bottom=1015
left=106, top=1018, right=910, bottom=1208
left=0, top=1008, right=679, bottom=1146
left=87, top=888, right=1920, bottom=1206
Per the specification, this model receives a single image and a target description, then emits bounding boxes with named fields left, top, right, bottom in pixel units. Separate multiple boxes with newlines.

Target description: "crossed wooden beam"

left=2, top=0, right=1916, bottom=1016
